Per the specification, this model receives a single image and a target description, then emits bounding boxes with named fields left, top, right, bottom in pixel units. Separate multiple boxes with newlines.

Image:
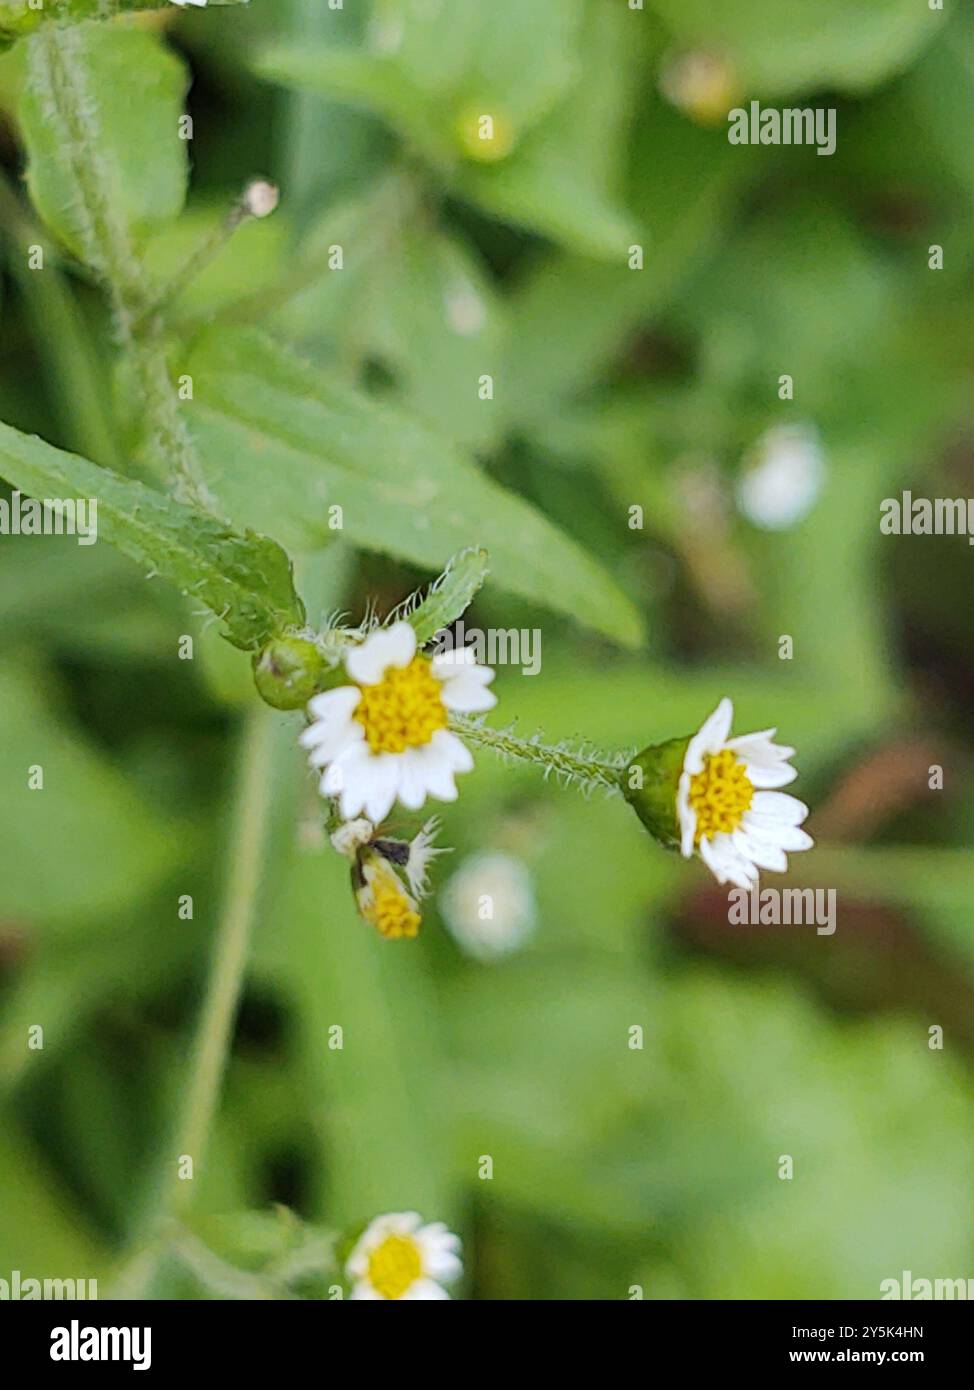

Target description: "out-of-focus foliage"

left=1, top=0, right=973, bottom=1300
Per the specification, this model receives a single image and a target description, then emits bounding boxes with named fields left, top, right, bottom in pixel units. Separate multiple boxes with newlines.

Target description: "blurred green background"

left=2, top=0, right=974, bottom=1299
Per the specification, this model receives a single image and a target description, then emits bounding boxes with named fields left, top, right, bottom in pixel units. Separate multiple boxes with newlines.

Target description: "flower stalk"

left=169, top=705, right=276, bottom=1216
left=24, top=22, right=215, bottom=510
left=451, top=715, right=628, bottom=797
left=132, top=180, right=280, bottom=332
left=2, top=0, right=249, bottom=48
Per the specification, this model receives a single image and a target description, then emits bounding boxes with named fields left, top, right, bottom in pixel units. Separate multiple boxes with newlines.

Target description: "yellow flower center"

left=688, top=748, right=753, bottom=844
left=354, top=657, right=448, bottom=754
left=360, top=859, right=421, bottom=940
left=367, top=1234, right=423, bottom=1299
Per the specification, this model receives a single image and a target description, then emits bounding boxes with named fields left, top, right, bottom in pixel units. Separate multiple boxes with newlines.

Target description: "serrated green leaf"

left=403, top=546, right=490, bottom=646
left=454, top=122, right=637, bottom=260
left=450, top=1, right=639, bottom=260
left=184, top=326, right=644, bottom=648
left=18, top=22, right=188, bottom=257
left=364, top=226, right=508, bottom=451
left=258, top=0, right=583, bottom=161
left=0, top=419, right=305, bottom=649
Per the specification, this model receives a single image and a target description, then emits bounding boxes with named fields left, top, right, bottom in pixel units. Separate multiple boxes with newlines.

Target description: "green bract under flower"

left=252, top=636, right=325, bottom=710
left=624, top=735, right=690, bottom=850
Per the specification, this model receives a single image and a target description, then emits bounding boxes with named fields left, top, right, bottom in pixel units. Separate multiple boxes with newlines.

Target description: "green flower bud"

left=454, top=105, right=516, bottom=162
left=252, top=637, right=326, bottom=710
left=622, top=735, right=691, bottom=849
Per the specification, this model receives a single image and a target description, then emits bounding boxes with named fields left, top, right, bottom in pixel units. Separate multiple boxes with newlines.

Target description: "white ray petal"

left=684, top=697, right=734, bottom=773
left=745, top=762, right=798, bottom=789
left=733, top=829, right=788, bottom=873
left=438, top=665, right=497, bottom=712
left=305, top=685, right=361, bottom=724
left=431, top=728, right=474, bottom=773
left=750, top=791, right=809, bottom=824
left=345, top=622, right=416, bottom=685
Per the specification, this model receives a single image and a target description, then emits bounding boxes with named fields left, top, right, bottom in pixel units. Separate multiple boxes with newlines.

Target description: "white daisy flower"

left=346, top=1212, right=462, bottom=1300
left=300, top=621, right=495, bottom=823
left=677, top=698, right=813, bottom=889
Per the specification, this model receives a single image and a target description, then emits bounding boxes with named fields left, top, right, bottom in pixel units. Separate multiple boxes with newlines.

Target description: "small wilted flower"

left=440, top=851, right=536, bottom=962
left=354, top=850, right=422, bottom=940
left=331, top=816, right=447, bottom=940
left=625, top=698, right=813, bottom=889
left=346, top=1212, right=462, bottom=1300
left=300, top=621, right=495, bottom=823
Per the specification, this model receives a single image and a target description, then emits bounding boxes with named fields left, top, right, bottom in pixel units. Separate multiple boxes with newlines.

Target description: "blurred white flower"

left=658, top=49, right=739, bottom=125
left=736, top=424, right=826, bottom=531
left=445, top=278, right=487, bottom=337
left=346, top=1213, right=462, bottom=1300
left=168, top=1, right=208, bottom=7
left=440, top=851, right=536, bottom=961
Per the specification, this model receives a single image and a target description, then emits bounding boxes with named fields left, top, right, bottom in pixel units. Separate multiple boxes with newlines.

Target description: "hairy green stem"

left=132, top=188, right=265, bottom=332
left=1, top=0, right=248, bottom=46
left=452, top=715, right=627, bottom=795
left=25, top=22, right=214, bottom=508
left=207, top=171, right=417, bottom=331
left=169, top=706, right=276, bottom=1217
left=168, top=1227, right=299, bottom=1302
left=109, top=709, right=282, bottom=1297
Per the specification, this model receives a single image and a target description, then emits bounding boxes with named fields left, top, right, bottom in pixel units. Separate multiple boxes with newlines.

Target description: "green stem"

left=168, top=1226, right=299, bottom=1302
left=205, top=171, right=417, bottom=331
left=25, top=23, right=214, bottom=509
left=452, top=715, right=627, bottom=795
left=109, top=706, right=281, bottom=1298
left=131, top=190, right=263, bottom=332
left=2, top=0, right=248, bottom=45
left=169, top=706, right=276, bottom=1217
